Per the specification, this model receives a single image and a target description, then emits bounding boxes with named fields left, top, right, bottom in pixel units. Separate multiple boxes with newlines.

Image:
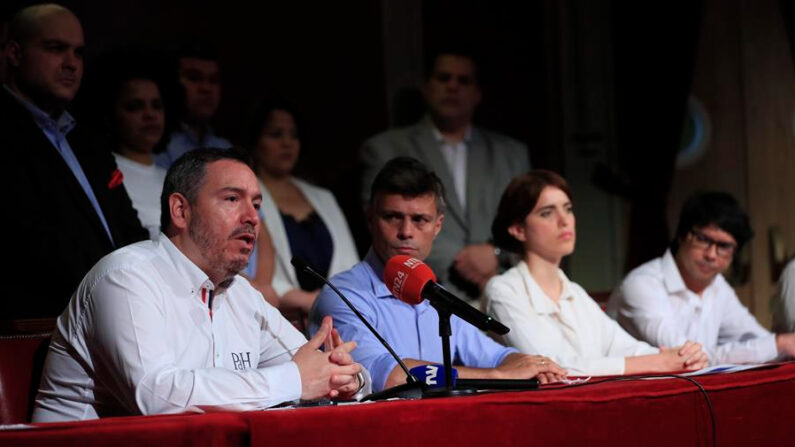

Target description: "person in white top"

left=95, top=54, right=171, bottom=239
left=485, top=171, right=707, bottom=376
left=773, top=258, right=795, bottom=333
left=32, top=148, right=364, bottom=422
left=243, top=98, right=358, bottom=324
left=608, top=191, right=795, bottom=364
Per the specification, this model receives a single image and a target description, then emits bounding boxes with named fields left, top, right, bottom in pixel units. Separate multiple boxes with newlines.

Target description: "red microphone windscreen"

left=384, top=255, right=437, bottom=305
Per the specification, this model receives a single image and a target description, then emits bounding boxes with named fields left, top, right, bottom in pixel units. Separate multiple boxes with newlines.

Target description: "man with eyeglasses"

left=608, top=191, right=795, bottom=364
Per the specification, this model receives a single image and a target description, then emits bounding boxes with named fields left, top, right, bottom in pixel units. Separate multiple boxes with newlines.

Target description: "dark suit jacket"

left=0, top=88, right=148, bottom=319
left=360, top=119, right=530, bottom=299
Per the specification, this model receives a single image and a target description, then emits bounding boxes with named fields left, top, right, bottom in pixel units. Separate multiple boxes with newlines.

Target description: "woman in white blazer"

left=244, top=99, right=359, bottom=323
left=484, top=170, right=708, bottom=376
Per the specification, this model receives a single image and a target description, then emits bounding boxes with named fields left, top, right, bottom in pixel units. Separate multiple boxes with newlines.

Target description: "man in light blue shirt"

left=155, top=42, right=231, bottom=169
left=311, top=157, right=566, bottom=392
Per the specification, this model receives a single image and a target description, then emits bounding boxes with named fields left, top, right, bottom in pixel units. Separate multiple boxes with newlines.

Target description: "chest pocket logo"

left=231, top=352, right=253, bottom=370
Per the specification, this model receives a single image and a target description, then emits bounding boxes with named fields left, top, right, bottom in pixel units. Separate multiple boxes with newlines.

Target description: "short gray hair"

left=160, top=147, right=253, bottom=233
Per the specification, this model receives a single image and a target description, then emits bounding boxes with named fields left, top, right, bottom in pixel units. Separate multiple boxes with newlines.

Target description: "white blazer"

left=259, top=178, right=359, bottom=296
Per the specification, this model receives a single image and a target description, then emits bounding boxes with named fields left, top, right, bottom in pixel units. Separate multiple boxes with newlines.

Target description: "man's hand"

left=293, top=316, right=361, bottom=399
left=776, top=333, right=795, bottom=358
left=324, top=325, right=363, bottom=397
left=494, top=353, right=567, bottom=384
left=626, top=341, right=708, bottom=374
left=453, top=243, right=499, bottom=290
left=676, top=340, right=708, bottom=370
left=653, top=341, right=709, bottom=372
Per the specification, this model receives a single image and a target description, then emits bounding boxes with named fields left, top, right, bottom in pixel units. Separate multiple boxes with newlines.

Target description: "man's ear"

left=169, top=193, right=191, bottom=231
left=507, top=222, right=526, bottom=243
left=6, top=41, right=23, bottom=68
left=433, top=212, right=444, bottom=238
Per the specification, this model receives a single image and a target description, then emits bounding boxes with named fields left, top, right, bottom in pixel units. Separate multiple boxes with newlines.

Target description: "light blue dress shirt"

left=4, top=85, right=114, bottom=245
left=310, top=249, right=516, bottom=391
left=155, top=123, right=232, bottom=169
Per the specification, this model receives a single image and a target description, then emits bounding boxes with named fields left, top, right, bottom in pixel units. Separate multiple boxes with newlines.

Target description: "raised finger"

left=331, top=340, right=357, bottom=354
left=306, top=316, right=332, bottom=350
left=331, top=328, right=344, bottom=348
left=324, top=332, right=333, bottom=353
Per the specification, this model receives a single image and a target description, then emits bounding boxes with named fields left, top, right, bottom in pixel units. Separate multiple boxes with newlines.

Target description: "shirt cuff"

left=494, top=347, right=519, bottom=368
left=765, top=333, right=781, bottom=361
left=371, top=355, right=400, bottom=392
left=565, top=357, right=625, bottom=377
left=259, top=361, right=302, bottom=404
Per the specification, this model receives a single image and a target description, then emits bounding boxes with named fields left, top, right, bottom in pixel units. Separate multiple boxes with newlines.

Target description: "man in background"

left=155, top=41, right=231, bottom=168
left=1, top=3, right=146, bottom=319
left=360, top=48, right=530, bottom=302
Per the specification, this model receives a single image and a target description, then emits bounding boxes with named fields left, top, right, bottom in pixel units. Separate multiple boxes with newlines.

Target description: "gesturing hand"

left=293, top=316, right=361, bottom=399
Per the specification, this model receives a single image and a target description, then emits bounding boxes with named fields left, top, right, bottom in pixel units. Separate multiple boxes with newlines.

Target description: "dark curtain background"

left=611, top=1, right=705, bottom=271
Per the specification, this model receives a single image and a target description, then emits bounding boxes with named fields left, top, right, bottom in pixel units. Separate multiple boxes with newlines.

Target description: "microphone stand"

left=424, top=304, right=475, bottom=397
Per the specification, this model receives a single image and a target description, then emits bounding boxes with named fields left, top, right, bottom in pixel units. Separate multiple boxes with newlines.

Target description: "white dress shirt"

left=773, top=259, right=795, bottom=332
left=431, top=125, right=470, bottom=211
left=113, top=154, right=166, bottom=240
left=607, top=249, right=778, bottom=364
left=33, top=234, right=306, bottom=422
left=485, top=262, right=658, bottom=376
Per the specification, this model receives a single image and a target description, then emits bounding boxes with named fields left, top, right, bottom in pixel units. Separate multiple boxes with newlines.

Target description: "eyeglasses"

left=689, top=230, right=737, bottom=258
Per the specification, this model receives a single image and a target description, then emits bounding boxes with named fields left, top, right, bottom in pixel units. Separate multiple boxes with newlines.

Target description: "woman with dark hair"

left=244, top=98, right=358, bottom=321
left=93, top=51, right=177, bottom=239
left=484, top=170, right=708, bottom=376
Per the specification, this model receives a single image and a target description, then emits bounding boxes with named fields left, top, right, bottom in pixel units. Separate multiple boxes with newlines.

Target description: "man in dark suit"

left=360, top=49, right=530, bottom=301
left=1, top=4, right=147, bottom=319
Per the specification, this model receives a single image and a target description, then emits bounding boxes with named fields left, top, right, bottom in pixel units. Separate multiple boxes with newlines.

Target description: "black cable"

left=610, top=375, right=716, bottom=447
left=490, top=374, right=716, bottom=447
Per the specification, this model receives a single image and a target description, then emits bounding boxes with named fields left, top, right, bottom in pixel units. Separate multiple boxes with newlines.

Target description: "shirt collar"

left=518, top=261, right=575, bottom=315
left=427, top=115, right=472, bottom=145
left=363, top=248, right=432, bottom=314
left=3, top=84, right=75, bottom=136
left=661, top=249, right=688, bottom=294
left=177, top=121, right=217, bottom=146
left=363, top=248, right=393, bottom=299
left=157, top=233, right=215, bottom=296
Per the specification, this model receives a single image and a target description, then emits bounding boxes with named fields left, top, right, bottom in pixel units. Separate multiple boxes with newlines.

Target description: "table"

left=3, top=362, right=794, bottom=446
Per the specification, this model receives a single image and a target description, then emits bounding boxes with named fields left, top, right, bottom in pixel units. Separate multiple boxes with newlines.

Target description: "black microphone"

left=291, top=257, right=425, bottom=397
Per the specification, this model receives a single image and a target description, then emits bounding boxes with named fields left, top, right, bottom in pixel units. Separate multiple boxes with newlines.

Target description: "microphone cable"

left=514, top=374, right=716, bottom=447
